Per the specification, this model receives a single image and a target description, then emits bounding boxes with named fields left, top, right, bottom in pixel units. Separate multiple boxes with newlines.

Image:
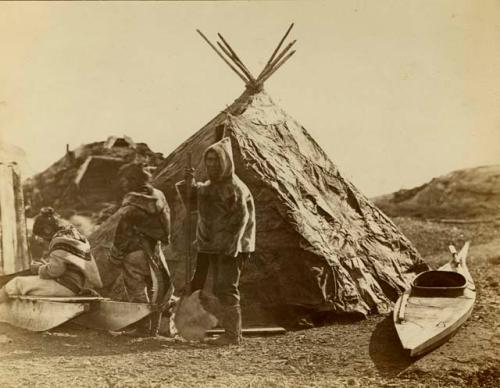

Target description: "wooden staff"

left=185, top=152, right=193, bottom=294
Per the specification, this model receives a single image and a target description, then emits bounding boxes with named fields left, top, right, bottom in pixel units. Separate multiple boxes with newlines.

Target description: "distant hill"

left=374, top=165, right=500, bottom=220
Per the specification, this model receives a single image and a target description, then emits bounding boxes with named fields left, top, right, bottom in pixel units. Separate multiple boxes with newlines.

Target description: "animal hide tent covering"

left=150, top=90, right=428, bottom=318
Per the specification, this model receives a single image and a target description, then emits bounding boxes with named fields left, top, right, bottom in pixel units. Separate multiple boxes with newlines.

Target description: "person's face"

left=205, top=151, right=222, bottom=181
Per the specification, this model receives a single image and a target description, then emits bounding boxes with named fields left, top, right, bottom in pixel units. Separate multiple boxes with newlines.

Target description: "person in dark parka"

left=110, top=162, right=172, bottom=336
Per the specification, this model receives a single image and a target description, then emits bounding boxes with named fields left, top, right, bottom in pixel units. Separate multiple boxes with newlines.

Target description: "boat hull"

left=72, top=300, right=152, bottom=331
left=0, top=296, right=151, bottom=332
left=393, top=242, right=475, bottom=357
left=0, top=296, right=96, bottom=331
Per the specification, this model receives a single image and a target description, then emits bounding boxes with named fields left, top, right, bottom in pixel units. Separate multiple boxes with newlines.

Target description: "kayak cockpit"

left=411, top=270, right=467, bottom=297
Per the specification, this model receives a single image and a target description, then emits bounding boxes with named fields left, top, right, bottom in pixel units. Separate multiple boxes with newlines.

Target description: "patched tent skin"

left=152, top=89, right=428, bottom=317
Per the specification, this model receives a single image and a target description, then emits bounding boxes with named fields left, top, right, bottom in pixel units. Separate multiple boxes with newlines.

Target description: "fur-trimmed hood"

left=203, top=137, right=235, bottom=181
left=122, top=185, right=169, bottom=214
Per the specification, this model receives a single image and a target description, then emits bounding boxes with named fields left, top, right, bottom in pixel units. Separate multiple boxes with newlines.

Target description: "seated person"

left=0, top=207, right=102, bottom=302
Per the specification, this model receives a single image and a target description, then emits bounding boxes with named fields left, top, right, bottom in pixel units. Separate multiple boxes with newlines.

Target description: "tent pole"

left=257, top=23, right=294, bottom=80
left=217, top=33, right=256, bottom=83
left=257, top=40, right=297, bottom=83
left=216, top=41, right=255, bottom=84
left=259, top=50, right=297, bottom=84
left=197, top=29, right=250, bottom=84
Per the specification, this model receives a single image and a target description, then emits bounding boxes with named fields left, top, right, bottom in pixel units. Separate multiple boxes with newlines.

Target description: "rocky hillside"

left=374, top=165, right=500, bottom=220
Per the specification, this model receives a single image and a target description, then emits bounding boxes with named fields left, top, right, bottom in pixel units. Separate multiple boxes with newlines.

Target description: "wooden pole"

left=185, top=152, right=193, bottom=294
left=0, top=164, right=17, bottom=275
left=257, top=40, right=297, bottom=83
left=0, top=172, right=2, bottom=273
left=196, top=29, right=250, bottom=84
left=216, top=41, right=255, bottom=83
left=397, top=293, right=409, bottom=323
left=207, top=327, right=286, bottom=336
left=257, top=23, right=294, bottom=80
left=12, top=164, right=30, bottom=271
left=259, top=50, right=297, bottom=84
left=217, top=33, right=256, bottom=82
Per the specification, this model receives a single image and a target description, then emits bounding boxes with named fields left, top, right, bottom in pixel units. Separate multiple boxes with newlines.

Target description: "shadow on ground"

left=0, top=322, right=204, bottom=361
left=368, top=315, right=421, bottom=377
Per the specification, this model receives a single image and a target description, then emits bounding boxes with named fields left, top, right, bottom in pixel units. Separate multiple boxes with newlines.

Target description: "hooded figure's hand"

left=224, top=245, right=239, bottom=258
left=30, top=262, right=42, bottom=275
left=185, top=167, right=195, bottom=184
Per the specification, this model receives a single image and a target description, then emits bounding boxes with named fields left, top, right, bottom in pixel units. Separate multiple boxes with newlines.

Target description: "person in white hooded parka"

left=178, top=137, right=256, bottom=345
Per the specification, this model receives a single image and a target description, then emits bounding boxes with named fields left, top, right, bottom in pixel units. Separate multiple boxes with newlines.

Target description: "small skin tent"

left=101, top=25, right=428, bottom=324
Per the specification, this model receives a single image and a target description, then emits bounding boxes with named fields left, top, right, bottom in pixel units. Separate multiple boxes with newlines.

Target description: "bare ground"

left=0, top=217, right=499, bottom=387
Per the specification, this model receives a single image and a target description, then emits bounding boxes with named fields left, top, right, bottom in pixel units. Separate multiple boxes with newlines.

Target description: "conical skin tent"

left=153, top=89, right=428, bottom=318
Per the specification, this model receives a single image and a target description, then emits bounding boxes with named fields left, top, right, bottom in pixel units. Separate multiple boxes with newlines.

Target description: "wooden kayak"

left=393, top=242, right=475, bottom=357
left=0, top=295, right=153, bottom=332
left=72, top=300, right=152, bottom=331
left=0, top=296, right=102, bottom=331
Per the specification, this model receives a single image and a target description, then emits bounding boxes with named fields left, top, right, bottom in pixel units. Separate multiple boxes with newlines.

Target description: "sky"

left=1, top=1, right=499, bottom=197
